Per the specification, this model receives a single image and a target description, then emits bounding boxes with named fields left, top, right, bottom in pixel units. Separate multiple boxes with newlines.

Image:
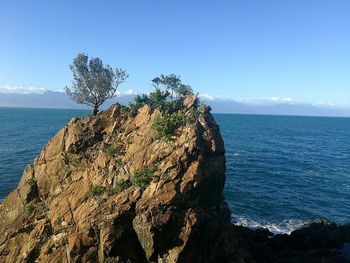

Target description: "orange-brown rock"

left=0, top=96, right=231, bottom=262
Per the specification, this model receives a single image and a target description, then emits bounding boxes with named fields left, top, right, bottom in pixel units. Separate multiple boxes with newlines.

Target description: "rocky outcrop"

left=218, top=221, right=350, bottom=263
left=0, top=96, right=231, bottom=262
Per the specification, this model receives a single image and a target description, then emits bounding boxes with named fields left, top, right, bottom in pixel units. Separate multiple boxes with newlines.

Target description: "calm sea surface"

left=1, top=107, right=349, bottom=233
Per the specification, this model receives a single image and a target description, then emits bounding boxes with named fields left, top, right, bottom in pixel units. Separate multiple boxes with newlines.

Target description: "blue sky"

left=1, top=0, right=349, bottom=106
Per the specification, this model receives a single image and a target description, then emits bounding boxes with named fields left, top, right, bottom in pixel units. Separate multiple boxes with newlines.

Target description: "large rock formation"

left=0, top=96, right=231, bottom=262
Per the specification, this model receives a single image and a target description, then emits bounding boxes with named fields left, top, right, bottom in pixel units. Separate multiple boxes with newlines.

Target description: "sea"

left=0, top=107, right=349, bottom=234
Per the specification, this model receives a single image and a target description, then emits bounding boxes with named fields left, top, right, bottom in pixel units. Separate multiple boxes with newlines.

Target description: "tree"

left=177, top=84, right=193, bottom=97
left=151, top=74, right=193, bottom=101
left=65, top=53, right=128, bottom=115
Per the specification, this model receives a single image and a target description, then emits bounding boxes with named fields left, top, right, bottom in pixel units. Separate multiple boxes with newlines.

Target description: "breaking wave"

left=232, top=216, right=308, bottom=234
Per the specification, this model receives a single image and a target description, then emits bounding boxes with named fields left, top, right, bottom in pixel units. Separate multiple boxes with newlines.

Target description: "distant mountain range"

left=201, top=96, right=350, bottom=117
left=0, top=91, right=349, bottom=117
left=0, top=91, right=133, bottom=110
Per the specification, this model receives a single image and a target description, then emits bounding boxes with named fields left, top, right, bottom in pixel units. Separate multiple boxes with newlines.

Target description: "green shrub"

left=177, top=84, right=193, bottom=97
left=128, top=104, right=138, bottom=117
left=106, top=144, right=117, bottom=157
left=148, top=88, right=170, bottom=111
left=121, top=106, right=130, bottom=115
left=24, top=202, right=35, bottom=216
left=54, top=215, right=63, bottom=225
left=132, top=165, right=156, bottom=190
left=154, top=99, right=182, bottom=114
left=125, top=138, right=133, bottom=145
left=151, top=74, right=193, bottom=100
left=87, top=185, right=106, bottom=197
left=128, top=94, right=151, bottom=116
left=115, top=159, right=124, bottom=166
left=197, top=99, right=208, bottom=114
left=125, top=76, right=199, bottom=143
left=152, top=112, right=194, bottom=142
left=126, top=75, right=197, bottom=118
left=128, top=88, right=182, bottom=116
left=70, top=155, right=80, bottom=167
left=26, top=178, right=36, bottom=186
left=114, top=179, right=132, bottom=194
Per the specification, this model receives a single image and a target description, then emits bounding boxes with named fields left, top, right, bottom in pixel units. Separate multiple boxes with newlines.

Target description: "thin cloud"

left=0, top=86, right=137, bottom=97
left=199, top=93, right=225, bottom=101
left=199, top=94, right=298, bottom=105
left=116, top=89, right=137, bottom=96
left=237, top=97, right=299, bottom=105
left=0, top=85, right=47, bottom=94
left=198, top=93, right=349, bottom=108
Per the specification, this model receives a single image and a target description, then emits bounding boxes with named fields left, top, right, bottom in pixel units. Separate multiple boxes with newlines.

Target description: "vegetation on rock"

left=129, top=88, right=170, bottom=116
left=152, top=111, right=194, bottom=142
left=54, top=216, right=63, bottom=226
left=127, top=74, right=197, bottom=142
left=87, top=184, right=106, bottom=197
left=131, top=165, right=156, bottom=190
left=105, top=143, right=118, bottom=157
left=23, top=202, right=35, bottom=216
left=69, top=154, right=80, bottom=167
left=151, top=73, right=193, bottom=100
left=113, top=178, right=132, bottom=194
left=26, top=178, right=36, bottom=186
left=128, top=74, right=193, bottom=115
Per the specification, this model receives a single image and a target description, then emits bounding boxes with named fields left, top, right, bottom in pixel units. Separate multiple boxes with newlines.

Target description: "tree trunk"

left=92, top=105, right=98, bottom=115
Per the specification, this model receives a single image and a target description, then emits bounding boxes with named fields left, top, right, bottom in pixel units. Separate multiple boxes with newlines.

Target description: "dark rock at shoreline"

left=291, top=221, right=344, bottom=250
left=217, top=221, right=350, bottom=262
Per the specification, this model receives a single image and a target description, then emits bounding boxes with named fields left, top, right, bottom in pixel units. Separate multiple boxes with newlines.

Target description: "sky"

left=0, top=0, right=349, bottom=107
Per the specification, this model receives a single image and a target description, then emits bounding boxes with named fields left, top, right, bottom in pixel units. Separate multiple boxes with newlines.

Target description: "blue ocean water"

left=0, top=108, right=89, bottom=199
left=0, top=108, right=349, bottom=233
left=215, top=114, right=350, bottom=233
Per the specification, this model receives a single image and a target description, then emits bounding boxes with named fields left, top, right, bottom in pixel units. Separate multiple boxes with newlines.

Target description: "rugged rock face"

left=0, top=96, right=231, bottom=262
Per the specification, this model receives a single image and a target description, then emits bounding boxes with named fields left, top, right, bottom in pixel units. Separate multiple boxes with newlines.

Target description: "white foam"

left=233, top=216, right=307, bottom=235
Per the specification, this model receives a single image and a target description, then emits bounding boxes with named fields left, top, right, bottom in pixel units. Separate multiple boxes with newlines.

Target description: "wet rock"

left=290, top=221, right=344, bottom=250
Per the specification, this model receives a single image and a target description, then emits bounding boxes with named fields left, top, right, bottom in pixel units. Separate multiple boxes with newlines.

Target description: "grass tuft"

left=24, top=202, right=35, bottom=216
left=87, top=185, right=106, bottom=197
left=132, top=165, right=156, bottom=190
left=114, top=179, right=132, bottom=194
